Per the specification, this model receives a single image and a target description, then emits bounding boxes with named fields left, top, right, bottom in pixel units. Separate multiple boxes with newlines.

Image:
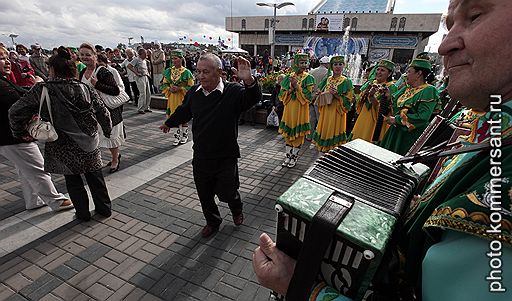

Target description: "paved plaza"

left=0, top=104, right=321, bottom=301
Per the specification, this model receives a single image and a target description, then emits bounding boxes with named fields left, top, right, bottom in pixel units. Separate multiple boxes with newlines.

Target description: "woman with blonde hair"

left=79, top=42, right=125, bottom=173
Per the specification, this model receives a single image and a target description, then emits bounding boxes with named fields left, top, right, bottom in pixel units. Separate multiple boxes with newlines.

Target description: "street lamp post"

left=9, top=33, right=18, bottom=46
left=256, top=2, right=294, bottom=59
left=128, top=37, right=133, bottom=47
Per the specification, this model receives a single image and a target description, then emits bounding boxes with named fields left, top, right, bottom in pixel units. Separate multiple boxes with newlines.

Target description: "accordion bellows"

left=275, top=139, right=429, bottom=300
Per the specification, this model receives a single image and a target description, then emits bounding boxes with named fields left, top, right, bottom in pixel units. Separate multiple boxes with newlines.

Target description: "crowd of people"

left=1, top=0, right=510, bottom=299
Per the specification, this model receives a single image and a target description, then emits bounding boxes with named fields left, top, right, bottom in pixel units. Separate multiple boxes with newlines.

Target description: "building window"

left=309, top=18, right=315, bottom=29
left=390, top=17, right=398, bottom=30
left=242, top=19, right=246, bottom=30
left=399, top=17, right=406, bottom=30
left=302, top=18, right=307, bottom=29
left=264, top=19, right=269, bottom=29
left=351, top=17, right=358, bottom=30
left=343, top=17, right=350, bottom=29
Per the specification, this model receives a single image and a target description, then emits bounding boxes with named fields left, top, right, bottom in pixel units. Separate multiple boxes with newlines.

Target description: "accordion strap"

left=286, top=193, right=353, bottom=301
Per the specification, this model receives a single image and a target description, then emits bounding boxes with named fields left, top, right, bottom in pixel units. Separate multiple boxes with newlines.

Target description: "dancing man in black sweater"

left=160, top=53, right=261, bottom=238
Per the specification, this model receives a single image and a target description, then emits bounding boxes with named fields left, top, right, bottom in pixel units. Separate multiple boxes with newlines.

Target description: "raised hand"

left=232, top=56, right=255, bottom=85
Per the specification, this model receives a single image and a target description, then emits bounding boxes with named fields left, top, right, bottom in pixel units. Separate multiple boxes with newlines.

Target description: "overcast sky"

left=0, top=0, right=448, bottom=52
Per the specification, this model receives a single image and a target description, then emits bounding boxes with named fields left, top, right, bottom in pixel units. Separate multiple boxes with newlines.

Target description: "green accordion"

left=275, top=139, right=430, bottom=301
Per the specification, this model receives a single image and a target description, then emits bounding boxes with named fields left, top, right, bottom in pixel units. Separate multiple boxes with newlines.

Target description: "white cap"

left=319, top=56, right=330, bottom=64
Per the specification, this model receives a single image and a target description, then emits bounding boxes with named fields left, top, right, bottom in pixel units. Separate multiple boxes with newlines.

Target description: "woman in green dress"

left=351, top=59, right=397, bottom=143
left=380, top=59, right=439, bottom=155
left=312, top=55, right=354, bottom=152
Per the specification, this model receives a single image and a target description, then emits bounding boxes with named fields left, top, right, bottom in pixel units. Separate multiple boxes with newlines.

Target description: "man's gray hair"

left=199, top=53, right=223, bottom=70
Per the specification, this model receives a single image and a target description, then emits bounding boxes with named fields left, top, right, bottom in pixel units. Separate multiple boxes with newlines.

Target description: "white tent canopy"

left=221, top=46, right=249, bottom=54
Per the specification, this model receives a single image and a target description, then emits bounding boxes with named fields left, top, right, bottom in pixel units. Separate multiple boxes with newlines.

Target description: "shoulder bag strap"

left=42, top=86, right=55, bottom=124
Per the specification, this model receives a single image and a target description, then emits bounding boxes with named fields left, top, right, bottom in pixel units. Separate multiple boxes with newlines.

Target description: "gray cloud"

left=1, top=0, right=446, bottom=50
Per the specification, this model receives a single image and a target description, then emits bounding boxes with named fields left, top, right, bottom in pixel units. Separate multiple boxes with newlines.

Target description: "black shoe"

left=144, top=109, right=153, bottom=113
left=233, top=213, right=244, bottom=226
left=201, top=224, right=219, bottom=238
left=109, top=154, right=121, bottom=173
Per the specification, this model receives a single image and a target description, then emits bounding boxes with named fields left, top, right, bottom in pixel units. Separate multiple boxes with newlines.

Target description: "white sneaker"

left=180, top=133, right=188, bottom=144
left=287, top=155, right=297, bottom=168
left=282, top=154, right=291, bottom=167
left=173, top=129, right=181, bottom=146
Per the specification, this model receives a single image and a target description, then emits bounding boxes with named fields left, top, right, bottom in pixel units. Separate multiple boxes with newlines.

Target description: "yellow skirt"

left=278, top=99, right=310, bottom=147
left=165, top=89, right=187, bottom=118
left=312, top=100, right=349, bottom=152
left=352, top=102, right=390, bottom=142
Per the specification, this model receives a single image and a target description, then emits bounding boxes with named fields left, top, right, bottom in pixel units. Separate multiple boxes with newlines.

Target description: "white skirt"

left=99, top=121, right=125, bottom=149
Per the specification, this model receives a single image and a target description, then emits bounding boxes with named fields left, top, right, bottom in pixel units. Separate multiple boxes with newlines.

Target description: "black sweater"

left=165, top=81, right=262, bottom=159
left=1, top=76, right=27, bottom=145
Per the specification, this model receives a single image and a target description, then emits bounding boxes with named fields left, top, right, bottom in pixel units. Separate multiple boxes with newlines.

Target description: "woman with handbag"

left=0, top=46, right=73, bottom=212
left=9, top=46, right=113, bottom=222
left=79, top=43, right=126, bottom=173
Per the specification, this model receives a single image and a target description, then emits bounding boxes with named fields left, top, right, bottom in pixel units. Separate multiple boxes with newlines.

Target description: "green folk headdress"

left=171, top=49, right=184, bottom=59
left=409, top=59, right=432, bottom=71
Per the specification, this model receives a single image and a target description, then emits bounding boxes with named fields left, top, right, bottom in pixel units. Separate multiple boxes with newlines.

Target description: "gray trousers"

left=135, top=75, right=152, bottom=112
left=309, top=103, right=320, bottom=134
left=0, top=142, right=67, bottom=210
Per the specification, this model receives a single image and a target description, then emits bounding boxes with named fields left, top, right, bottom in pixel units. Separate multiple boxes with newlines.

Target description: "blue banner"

left=371, top=36, right=418, bottom=48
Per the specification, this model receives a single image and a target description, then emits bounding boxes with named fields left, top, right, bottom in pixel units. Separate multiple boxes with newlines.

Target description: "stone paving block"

left=20, top=265, right=46, bottom=281
left=112, top=213, right=134, bottom=224
left=108, top=229, right=132, bottom=242
left=158, top=276, right=187, bottom=300
left=123, top=287, right=147, bottom=301
left=129, top=272, right=156, bottom=291
left=42, top=252, right=74, bottom=272
left=148, top=273, right=175, bottom=297
left=64, top=257, right=88, bottom=272
left=134, top=229, right=158, bottom=241
left=51, top=265, right=78, bottom=281
left=213, top=281, right=241, bottom=300
left=101, top=235, right=123, bottom=248
left=221, top=273, right=248, bottom=291
left=104, top=218, right=126, bottom=229
left=199, top=268, right=225, bottom=291
left=21, top=274, right=63, bottom=301
left=158, top=233, right=179, bottom=248
left=205, top=292, right=225, bottom=301
left=132, top=249, right=157, bottom=263
left=61, top=241, right=86, bottom=255
left=85, top=282, right=114, bottom=300
left=138, top=265, right=166, bottom=281
left=38, top=293, right=62, bottom=301
left=34, top=242, right=58, bottom=256
left=141, top=242, right=165, bottom=256
left=72, top=234, right=95, bottom=248
left=236, top=281, right=260, bottom=301
left=93, top=257, right=118, bottom=272
left=227, top=257, right=251, bottom=276
left=140, top=292, right=164, bottom=301
left=118, top=219, right=140, bottom=233
left=97, top=273, right=125, bottom=292
left=111, top=257, right=145, bottom=281
left=0, top=257, right=31, bottom=281
left=4, top=273, right=32, bottom=292
left=68, top=265, right=106, bottom=291
left=115, top=236, right=139, bottom=253
left=77, top=242, right=111, bottom=263
left=3, top=293, right=27, bottom=301
left=123, top=238, right=146, bottom=256
left=180, top=282, right=209, bottom=300
left=105, top=282, right=135, bottom=301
